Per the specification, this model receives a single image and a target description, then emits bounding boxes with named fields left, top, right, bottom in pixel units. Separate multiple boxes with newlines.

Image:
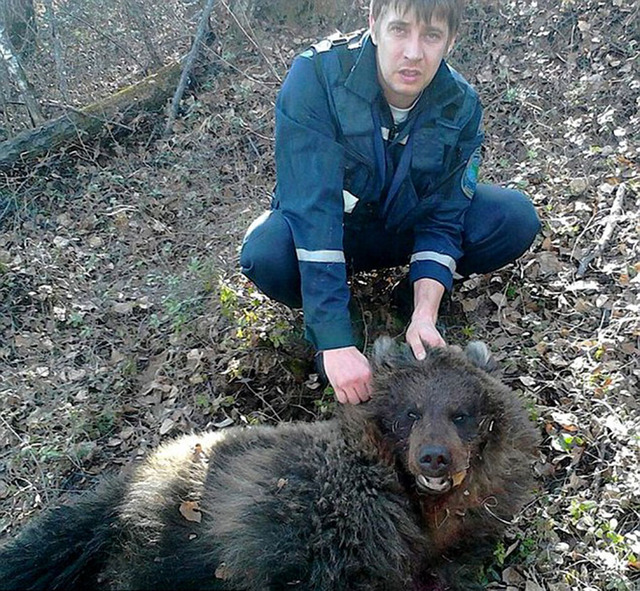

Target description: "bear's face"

left=366, top=338, right=502, bottom=496
left=374, top=362, right=493, bottom=495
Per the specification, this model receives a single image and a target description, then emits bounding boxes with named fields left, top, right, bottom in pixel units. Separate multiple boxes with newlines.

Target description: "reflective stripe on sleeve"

left=296, top=249, right=346, bottom=263
left=410, top=251, right=457, bottom=273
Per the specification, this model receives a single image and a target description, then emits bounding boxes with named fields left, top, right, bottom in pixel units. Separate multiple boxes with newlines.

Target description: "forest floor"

left=0, top=0, right=639, bottom=589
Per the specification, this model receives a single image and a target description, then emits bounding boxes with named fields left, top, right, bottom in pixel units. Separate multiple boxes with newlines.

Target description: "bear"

left=0, top=338, right=539, bottom=590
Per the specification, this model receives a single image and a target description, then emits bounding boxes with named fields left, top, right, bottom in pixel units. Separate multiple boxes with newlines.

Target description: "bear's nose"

left=418, top=445, right=451, bottom=476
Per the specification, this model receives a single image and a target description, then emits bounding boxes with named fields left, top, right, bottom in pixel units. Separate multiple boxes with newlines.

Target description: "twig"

left=122, top=0, right=163, bottom=70
left=219, top=0, right=282, bottom=82
left=66, top=13, right=147, bottom=73
left=203, top=45, right=277, bottom=90
left=576, top=183, right=626, bottom=278
left=240, top=380, right=283, bottom=423
left=0, top=414, right=49, bottom=503
left=164, top=0, right=218, bottom=136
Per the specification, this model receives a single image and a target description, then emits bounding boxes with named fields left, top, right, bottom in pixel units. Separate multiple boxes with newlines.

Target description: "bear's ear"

left=464, top=341, right=498, bottom=373
left=371, top=336, right=413, bottom=368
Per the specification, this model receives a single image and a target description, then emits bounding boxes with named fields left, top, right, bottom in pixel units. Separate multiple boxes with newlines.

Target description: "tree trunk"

left=42, top=0, right=68, bottom=102
left=0, top=0, right=36, bottom=57
left=0, top=61, right=183, bottom=170
left=0, top=16, right=43, bottom=126
left=122, top=0, right=163, bottom=71
left=165, top=0, right=218, bottom=136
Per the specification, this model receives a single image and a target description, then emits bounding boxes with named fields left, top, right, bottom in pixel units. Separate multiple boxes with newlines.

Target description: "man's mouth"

left=399, top=69, right=422, bottom=83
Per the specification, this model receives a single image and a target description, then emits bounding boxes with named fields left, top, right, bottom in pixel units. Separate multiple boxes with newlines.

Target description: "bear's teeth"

left=417, top=475, right=450, bottom=492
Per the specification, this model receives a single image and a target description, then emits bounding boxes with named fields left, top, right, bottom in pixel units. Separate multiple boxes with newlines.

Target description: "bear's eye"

left=452, top=413, right=468, bottom=425
left=407, top=410, right=421, bottom=421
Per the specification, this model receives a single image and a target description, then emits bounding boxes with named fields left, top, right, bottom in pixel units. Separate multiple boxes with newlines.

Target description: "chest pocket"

left=343, top=148, right=377, bottom=205
left=411, top=119, right=461, bottom=176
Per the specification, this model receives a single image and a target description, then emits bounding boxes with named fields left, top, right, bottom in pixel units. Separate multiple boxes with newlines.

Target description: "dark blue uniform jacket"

left=273, top=31, right=484, bottom=351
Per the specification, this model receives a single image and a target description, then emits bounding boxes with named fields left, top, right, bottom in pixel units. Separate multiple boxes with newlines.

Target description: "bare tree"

left=42, top=0, right=68, bottom=103
left=164, top=0, right=218, bottom=136
left=0, top=0, right=36, bottom=58
left=0, top=15, right=43, bottom=126
left=122, top=0, right=163, bottom=71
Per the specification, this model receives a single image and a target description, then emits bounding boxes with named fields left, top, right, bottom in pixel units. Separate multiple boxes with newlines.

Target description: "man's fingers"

left=348, top=390, right=362, bottom=404
left=358, top=388, right=372, bottom=403
left=335, top=388, right=358, bottom=405
left=408, top=337, right=427, bottom=360
left=322, top=347, right=372, bottom=405
left=336, top=383, right=370, bottom=405
left=406, top=318, right=447, bottom=360
left=354, top=384, right=370, bottom=404
left=335, top=389, right=348, bottom=404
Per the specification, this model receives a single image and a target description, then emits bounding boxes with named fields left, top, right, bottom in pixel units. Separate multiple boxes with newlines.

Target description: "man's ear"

left=369, top=13, right=378, bottom=44
left=446, top=35, right=456, bottom=55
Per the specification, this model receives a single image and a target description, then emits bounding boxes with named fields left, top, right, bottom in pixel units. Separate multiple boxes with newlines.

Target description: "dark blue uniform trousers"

left=240, top=184, right=540, bottom=309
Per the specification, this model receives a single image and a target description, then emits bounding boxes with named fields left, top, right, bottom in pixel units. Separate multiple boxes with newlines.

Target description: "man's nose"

left=404, top=34, right=423, bottom=61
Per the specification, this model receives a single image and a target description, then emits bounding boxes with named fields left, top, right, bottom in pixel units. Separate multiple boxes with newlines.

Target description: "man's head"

left=369, top=0, right=463, bottom=108
left=370, top=0, right=464, bottom=41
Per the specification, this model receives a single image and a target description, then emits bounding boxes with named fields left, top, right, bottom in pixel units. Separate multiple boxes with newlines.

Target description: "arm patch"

left=461, top=146, right=482, bottom=199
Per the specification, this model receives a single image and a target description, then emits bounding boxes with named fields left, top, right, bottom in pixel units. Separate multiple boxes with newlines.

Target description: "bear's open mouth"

left=416, top=470, right=467, bottom=495
left=416, top=474, right=451, bottom=494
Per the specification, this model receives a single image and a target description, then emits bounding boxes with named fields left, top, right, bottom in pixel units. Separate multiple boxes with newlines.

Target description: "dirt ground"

left=0, top=0, right=638, bottom=588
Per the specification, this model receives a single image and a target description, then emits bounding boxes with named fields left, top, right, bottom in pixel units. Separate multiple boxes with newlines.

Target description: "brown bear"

left=0, top=338, right=539, bottom=590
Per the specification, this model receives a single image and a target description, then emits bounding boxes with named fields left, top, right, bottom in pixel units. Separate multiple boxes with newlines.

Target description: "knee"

left=462, top=186, right=540, bottom=274
left=503, top=190, right=541, bottom=247
left=240, top=211, right=275, bottom=278
left=239, top=211, right=302, bottom=308
left=472, top=185, right=540, bottom=247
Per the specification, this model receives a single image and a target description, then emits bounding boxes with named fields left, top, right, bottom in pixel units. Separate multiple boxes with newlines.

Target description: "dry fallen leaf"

left=179, top=501, right=202, bottom=523
left=551, top=411, right=579, bottom=432
left=112, top=301, right=134, bottom=314
left=452, top=471, right=467, bottom=487
left=192, top=443, right=207, bottom=463
left=489, top=292, right=507, bottom=308
left=215, top=563, right=231, bottom=580
left=159, top=418, right=175, bottom=435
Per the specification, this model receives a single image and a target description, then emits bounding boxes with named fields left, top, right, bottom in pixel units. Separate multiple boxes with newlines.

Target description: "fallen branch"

left=576, top=183, right=626, bottom=278
left=0, top=61, right=182, bottom=171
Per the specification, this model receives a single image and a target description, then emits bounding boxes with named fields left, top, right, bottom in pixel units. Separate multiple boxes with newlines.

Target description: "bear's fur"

left=0, top=339, right=539, bottom=590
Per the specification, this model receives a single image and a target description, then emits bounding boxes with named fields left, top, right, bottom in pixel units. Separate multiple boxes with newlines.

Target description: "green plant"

left=218, top=278, right=300, bottom=351
left=95, top=409, right=116, bottom=437
left=493, top=541, right=507, bottom=566
left=504, top=87, right=518, bottom=102
left=461, top=325, right=475, bottom=338
left=313, top=387, right=337, bottom=415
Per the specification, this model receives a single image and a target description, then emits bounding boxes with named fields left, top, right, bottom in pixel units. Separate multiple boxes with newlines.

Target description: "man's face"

left=370, top=6, right=454, bottom=108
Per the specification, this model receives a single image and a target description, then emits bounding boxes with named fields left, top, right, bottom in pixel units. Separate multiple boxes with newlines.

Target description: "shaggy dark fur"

left=0, top=338, right=539, bottom=591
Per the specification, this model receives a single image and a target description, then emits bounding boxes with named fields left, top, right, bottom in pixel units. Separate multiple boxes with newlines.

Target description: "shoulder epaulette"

left=310, top=29, right=366, bottom=54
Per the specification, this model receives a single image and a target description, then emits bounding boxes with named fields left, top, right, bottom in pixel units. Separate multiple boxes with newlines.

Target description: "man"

left=240, top=0, right=540, bottom=405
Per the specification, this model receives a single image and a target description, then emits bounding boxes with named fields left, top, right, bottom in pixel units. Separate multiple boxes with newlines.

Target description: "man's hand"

left=322, top=346, right=372, bottom=405
left=405, top=277, right=447, bottom=360
left=406, top=317, right=446, bottom=360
